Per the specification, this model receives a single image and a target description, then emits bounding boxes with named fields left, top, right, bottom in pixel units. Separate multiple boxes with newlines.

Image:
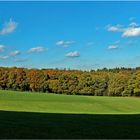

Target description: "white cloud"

left=107, top=24, right=124, bottom=32
left=107, top=40, right=120, bottom=50
left=65, top=51, right=80, bottom=57
left=0, top=55, right=9, bottom=60
left=108, top=45, right=119, bottom=49
left=122, top=27, right=140, bottom=37
left=56, top=40, right=74, bottom=47
left=28, top=46, right=47, bottom=53
left=107, top=22, right=140, bottom=37
left=10, top=50, right=21, bottom=57
left=129, top=22, right=139, bottom=27
left=56, top=40, right=64, bottom=46
left=0, top=18, right=17, bottom=35
left=0, top=45, right=6, bottom=52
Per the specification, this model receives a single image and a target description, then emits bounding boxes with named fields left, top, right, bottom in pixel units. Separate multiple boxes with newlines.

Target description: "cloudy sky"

left=0, top=1, right=140, bottom=70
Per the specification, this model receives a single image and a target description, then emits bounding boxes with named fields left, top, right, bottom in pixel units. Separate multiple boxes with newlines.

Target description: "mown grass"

left=0, top=90, right=140, bottom=114
left=0, top=90, right=140, bottom=138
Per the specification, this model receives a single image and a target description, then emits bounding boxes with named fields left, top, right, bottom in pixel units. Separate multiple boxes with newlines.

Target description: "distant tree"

left=108, top=72, right=130, bottom=96
left=14, top=68, right=29, bottom=91
left=7, top=68, right=17, bottom=90
left=0, top=68, right=9, bottom=89
left=124, top=71, right=140, bottom=96
left=28, top=69, right=49, bottom=92
left=0, top=66, right=140, bottom=96
left=78, top=73, right=94, bottom=95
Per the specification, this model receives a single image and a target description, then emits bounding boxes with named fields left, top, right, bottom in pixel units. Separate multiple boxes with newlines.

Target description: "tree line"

left=0, top=66, right=140, bottom=96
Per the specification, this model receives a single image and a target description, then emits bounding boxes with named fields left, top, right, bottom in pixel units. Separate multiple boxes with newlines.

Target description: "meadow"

left=0, top=90, right=140, bottom=138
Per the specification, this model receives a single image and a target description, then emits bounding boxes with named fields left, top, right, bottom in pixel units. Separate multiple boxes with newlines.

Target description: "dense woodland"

left=1, top=66, right=140, bottom=96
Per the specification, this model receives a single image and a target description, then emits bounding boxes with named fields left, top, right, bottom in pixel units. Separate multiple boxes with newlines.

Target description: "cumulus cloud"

left=65, top=51, right=80, bottom=57
left=122, top=27, right=140, bottom=37
left=129, top=22, right=139, bottom=27
left=56, top=40, right=64, bottom=46
left=0, top=55, right=9, bottom=60
left=28, top=46, right=47, bottom=53
left=0, top=18, right=17, bottom=35
left=107, top=22, right=140, bottom=37
left=10, top=50, right=21, bottom=57
left=0, top=45, right=6, bottom=52
left=108, top=45, right=119, bottom=49
left=107, top=24, right=124, bottom=32
left=56, top=40, right=74, bottom=47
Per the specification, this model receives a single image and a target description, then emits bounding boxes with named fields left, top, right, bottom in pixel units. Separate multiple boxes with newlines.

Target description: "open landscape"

left=0, top=1, right=140, bottom=139
left=0, top=90, right=140, bottom=138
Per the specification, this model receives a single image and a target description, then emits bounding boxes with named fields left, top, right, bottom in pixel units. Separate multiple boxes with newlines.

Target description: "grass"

left=0, top=90, right=140, bottom=138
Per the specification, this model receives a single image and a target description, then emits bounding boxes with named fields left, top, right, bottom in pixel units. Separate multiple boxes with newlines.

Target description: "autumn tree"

left=0, top=67, right=9, bottom=89
left=28, top=69, right=49, bottom=92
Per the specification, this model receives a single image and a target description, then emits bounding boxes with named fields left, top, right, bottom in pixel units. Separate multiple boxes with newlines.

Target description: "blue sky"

left=0, top=1, right=140, bottom=70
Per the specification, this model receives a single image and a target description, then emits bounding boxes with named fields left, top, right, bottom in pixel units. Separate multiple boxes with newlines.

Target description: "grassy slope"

left=1, top=90, right=140, bottom=139
left=0, top=90, right=140, bottom=114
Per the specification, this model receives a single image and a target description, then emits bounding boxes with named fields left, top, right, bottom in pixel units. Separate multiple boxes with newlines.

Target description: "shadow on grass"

left=0, top=110, right=140, bottom=139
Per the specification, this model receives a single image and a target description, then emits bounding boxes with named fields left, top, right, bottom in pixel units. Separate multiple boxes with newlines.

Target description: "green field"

left=0, top=90, right=140, bottom=138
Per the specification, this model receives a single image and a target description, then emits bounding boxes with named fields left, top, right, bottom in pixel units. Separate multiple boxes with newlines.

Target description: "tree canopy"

left=0, top=66, right=140, bottom=96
